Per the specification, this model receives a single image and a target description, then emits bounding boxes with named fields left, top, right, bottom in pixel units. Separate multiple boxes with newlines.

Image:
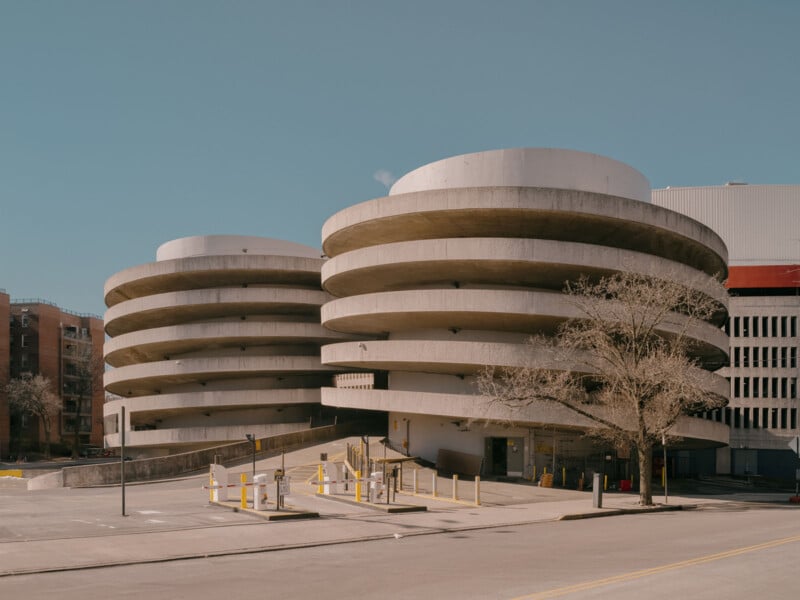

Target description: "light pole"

left=245, top=434, right=256, bottom=478
left=662, top=432, right=668, bottom=505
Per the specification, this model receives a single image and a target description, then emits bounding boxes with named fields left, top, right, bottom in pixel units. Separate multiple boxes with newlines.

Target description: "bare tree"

left=6, top=374, right=61, bottom=459
left=477, top=272, right=728, bottom=506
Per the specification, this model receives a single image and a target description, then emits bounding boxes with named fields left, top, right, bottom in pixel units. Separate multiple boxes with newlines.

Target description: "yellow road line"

left=513, top=533, right=800, bottom=599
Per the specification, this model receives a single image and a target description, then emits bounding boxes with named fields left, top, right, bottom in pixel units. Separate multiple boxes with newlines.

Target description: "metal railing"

left=10, top=297, right=101, bottom=319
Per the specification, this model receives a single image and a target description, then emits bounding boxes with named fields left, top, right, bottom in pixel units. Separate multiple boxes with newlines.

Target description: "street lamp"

left=245, top=434, right=256, bottom=478
left=662, top=432, right=668, bottom=505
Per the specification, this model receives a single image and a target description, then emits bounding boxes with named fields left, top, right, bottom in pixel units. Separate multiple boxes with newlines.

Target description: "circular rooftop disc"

left=390, top=148, right=651, bottom=202
left=157, top=235, right=320, bottom=261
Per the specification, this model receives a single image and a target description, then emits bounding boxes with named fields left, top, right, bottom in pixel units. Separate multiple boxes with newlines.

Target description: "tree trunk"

left=42, top=416, right=52, bottom=459
left=72, top=415, right=80, bottom=459
left=637, top=443, right=654, bottom=506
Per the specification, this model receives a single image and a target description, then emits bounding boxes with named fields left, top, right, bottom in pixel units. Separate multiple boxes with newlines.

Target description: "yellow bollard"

left=209, top=472, right=214, bottom=503
left=543, top=466, right=547, bottom=475
left=562, top=467, right=566, bottom=487
left=604, top=474, right=608, bottom=491
left=355, top=470, right=362, bottom=502
left=474, top=476, right=481, bottom=506
left=317, top=464, right=324, bottom=495
left=453, top=474, right=459, bottom=501
left=532, top=465, right=537, bottom=481
left=240, top=472, right=247, bottom=509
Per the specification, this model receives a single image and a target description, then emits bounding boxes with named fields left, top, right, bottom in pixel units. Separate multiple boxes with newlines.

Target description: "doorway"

left=484, top=437, right=524, bottom=477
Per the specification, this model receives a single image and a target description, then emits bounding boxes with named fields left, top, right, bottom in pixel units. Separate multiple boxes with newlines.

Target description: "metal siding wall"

left=652, top=185, right=800, bottom=265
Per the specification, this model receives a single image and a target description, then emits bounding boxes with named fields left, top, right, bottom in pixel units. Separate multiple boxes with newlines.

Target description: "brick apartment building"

left=1, top=293, right=104, bottom=459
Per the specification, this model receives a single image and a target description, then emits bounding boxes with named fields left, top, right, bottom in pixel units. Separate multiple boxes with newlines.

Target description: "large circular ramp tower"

left=103, top=235, right=358, bottom=456
left=320, top=148, right=730, bottom=478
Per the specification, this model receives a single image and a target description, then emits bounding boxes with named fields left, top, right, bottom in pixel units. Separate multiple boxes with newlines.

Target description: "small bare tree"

left=6, top=374, right=61, bottom=459
left=477, top=272, right=728, bottom=506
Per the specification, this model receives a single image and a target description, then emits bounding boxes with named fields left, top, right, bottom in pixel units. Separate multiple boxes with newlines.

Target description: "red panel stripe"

left=727, top=265, right=800, bottom=289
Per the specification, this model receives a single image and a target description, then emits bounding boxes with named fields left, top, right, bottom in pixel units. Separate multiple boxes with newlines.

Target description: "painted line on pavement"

left=512, top=532, right=800, bottom=599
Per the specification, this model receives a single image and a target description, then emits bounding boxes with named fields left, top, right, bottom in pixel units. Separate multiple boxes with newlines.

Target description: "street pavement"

left=0, top=437, right=794, bottom=578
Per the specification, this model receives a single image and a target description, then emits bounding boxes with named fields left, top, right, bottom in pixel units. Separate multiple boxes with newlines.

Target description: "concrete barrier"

left=27, top=470, right=63, bottom=491
left=54, top=420, right=382, bottom=489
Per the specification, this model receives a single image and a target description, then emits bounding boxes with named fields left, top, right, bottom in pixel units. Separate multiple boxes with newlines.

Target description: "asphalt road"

left=3, top=502, right=799, bottom=599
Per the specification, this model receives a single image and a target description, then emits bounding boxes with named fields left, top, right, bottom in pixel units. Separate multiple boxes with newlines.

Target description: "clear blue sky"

left=1, top=1, right=798, bottom=318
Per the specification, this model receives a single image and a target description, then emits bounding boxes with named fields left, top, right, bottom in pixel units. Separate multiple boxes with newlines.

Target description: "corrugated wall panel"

left=652, top=185, right=800, bottom=266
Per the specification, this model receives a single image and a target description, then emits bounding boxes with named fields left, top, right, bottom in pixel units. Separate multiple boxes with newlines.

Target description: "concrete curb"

left=559, top=504, right=697, bottom=520
left=314, top=493, right=427, bottom=513
left=210, top=500, right=319, bottom=521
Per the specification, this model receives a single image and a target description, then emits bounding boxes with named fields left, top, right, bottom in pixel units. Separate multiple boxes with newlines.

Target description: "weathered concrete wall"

left=27, top=470, right=63, bottom=491
left=58, top=421, right=382, bottom=488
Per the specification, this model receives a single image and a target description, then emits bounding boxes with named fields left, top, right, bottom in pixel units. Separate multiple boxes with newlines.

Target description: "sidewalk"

left=0, top=439, right=779, bottom=578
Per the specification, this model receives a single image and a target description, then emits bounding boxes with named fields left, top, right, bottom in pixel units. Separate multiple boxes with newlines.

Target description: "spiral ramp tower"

left=103, top=235, right=359, bottom=456
left=320, top=148, right=731, bottom=476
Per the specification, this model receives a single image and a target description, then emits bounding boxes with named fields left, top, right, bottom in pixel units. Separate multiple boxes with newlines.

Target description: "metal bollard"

left=593, top=472, right=603, bottom=508
left=453, top=474, right=459, bottom=501
left=432, top=472, right=438, bottom=497
left=413, top=469, right=418, bottom=494
left=475, top=476, right=481, bottom=506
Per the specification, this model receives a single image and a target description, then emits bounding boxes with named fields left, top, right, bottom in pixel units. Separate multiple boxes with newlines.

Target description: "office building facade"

left=653, top=184, right=800, bottom=478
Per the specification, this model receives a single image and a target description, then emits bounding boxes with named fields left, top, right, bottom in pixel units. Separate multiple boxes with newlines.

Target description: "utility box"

left=322, top=462, right=338, bottom=494
left=210, top=464, right=228, bottom=502
left=253, top=474, right=268, bottom=511
left=370, top=471, right=384, bottom=502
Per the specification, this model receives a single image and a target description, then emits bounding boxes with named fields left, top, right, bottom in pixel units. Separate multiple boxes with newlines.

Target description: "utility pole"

left=245, top=434, right=256, bottom=478
left=121, top=406, right=127, bottom=516
left=662, top=432, right=668, bottom=505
